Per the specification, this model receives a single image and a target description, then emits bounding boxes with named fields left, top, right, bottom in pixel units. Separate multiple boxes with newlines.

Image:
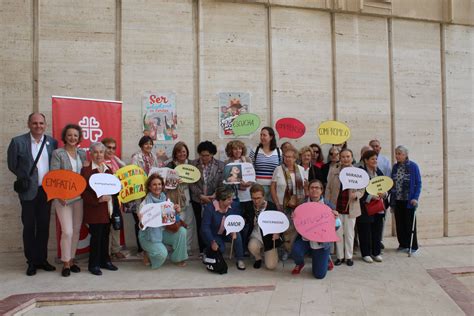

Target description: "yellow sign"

left=115, top=165, right=147, bottom=203
left=317, top=120, right=351, bottom=145
left=175, top=164, right=201, bottom=184
left=366, top=176, right=394, bottom=196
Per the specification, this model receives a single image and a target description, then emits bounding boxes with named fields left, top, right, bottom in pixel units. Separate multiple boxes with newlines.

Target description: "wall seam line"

left=388, top=17, right=396, bottom=237
left=440, top=24, right=448, bottom=237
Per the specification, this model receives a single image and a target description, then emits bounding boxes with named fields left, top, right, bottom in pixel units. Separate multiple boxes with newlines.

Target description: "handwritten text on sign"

left=339, top=167, right=370, bottom=190
left=175, top=164, right=201, bottom=184
left=293, top=202, right=339, bottom=242
left=257, top=211, right=289, bottom=236
left=224, top=215, right=245, bottom=235
left=366, top=176, right=394, bottom=196
left=42, top=170, right=87, bottom=201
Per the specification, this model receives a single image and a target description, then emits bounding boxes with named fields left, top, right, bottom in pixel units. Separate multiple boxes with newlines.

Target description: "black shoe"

left=62, top=267, right=71, bottom=277
left=26, top=264, right=37, bottom=276
left=100, top=262, right=118, bottom=271
left=253, top=260, right=262, bottom=269
left=334, top=259, right=344, bottom=266
left=88, top=267, right=102, bottom=276
left=346, top=259, right=354, bottom=266
left=36, top=261, right=56, bottom=271
left=70, top=264, right=81, bottom=273
left=381, top=242, right=385, bottom=250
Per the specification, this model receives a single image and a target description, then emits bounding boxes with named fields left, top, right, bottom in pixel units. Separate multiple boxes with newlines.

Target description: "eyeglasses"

left=329, top=152, right=339, bottom=156
left=106, top=146, right=116, bottom=150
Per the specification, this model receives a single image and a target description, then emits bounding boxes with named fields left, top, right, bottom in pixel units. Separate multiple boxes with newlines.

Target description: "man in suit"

left=7, top=113, right=58, bottom=276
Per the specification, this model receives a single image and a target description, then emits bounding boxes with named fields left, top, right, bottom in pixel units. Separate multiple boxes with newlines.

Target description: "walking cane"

left=408, top=208, right=417, bottom=257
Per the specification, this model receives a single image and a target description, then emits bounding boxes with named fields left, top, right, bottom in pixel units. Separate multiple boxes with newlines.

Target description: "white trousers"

left=335, top=214, right=356, bottom=260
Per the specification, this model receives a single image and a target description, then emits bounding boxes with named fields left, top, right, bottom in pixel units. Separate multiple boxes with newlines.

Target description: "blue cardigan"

left=390, top=160, right=422, bottom=209
left=201, top=200, right=242, bottom=245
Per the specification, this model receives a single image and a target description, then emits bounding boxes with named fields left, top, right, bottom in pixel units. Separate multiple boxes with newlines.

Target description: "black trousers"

left=88, top=223, right=111, bottom=269
left=357, top=214, right=384, bottom=257
left=394, top=200, right=418, bottom=250
left=20, top=186, right=51, bottom=265
left=191, top=201, right=205, bottom=253
left=132, top=212, right=143, bottom=253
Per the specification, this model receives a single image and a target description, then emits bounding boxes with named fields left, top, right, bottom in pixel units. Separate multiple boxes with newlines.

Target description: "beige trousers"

left=336, top=214, right=356, bottom=260
left=54, top=199, right=83, bottom=262
left=109, top=227, right=122, bottom=254
left=248, top=238, right=279, bottom=270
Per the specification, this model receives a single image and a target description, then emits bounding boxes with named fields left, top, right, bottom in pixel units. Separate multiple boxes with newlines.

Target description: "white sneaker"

left=362, top=256, right=373, bottom=263
left=373, top=255, right=383, bottom=262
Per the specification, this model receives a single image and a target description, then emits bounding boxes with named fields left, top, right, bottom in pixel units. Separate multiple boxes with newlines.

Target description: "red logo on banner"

left=52, top=96, right=122, bottom=257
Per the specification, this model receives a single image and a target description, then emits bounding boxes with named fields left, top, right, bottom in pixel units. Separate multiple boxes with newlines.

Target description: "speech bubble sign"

left=224, top=215, right=245, bottom=235
left=293, top=202, right=340, bottom=242
left=241, top=162, right=256, bottom=182
left=42, top=169, right=87, bottom=201
left=175, top=164, right=201, bottom=184
left=89, top=173, right=121, bottom=198
left=339, top=167, right=370, bottom=190
left=275, top=118, right=306, bottom=139
left=139, top=200, right=176, bottom=229
left=317, top=120, right=351, bottom=145
left=115, top=165, right=147, bottom=203
left=366, top=176, right=394, bottom=196
left=257, top=211, right=290, bottom=236
left=232, top=113, right=261, bottom=136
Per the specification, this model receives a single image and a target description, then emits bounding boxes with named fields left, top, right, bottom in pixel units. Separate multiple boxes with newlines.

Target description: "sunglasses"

left=106, top=146, right=116, bottom=150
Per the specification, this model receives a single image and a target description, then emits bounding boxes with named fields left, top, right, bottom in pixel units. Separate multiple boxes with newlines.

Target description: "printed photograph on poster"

left=219, top=92, right=250, bottom=138
left=161, top=202, right=176, bottom=224
left=142, top=92, right=178, bottom=142
left=223, top=163, right=243, bottom=184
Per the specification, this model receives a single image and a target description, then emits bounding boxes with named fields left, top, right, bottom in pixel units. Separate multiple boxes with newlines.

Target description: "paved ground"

left=0, top=236, right=473, bottom=315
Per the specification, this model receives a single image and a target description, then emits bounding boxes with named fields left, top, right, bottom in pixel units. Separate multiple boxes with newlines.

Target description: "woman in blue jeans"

left=291, top=179, right=338, bottom=279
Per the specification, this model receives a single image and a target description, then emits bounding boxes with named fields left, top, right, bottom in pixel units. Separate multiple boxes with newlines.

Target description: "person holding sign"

left=271, top=146, right=306, bottom=259
left=190, top=141, right=225, bottom=254
left=356, top=150, right=387, bottom=263
left=249, top=127, right=282, bottom=202
left=166, top=141, right=196, bottom=254
left=137, top=174, right=188, bottom=269
left=247, top=184, right=282, bottom=270
left=291, top=180, right=338, bottom=278
left=50, top=124, right=87, bottom=277
left=81, top=142, right=118, bottom=276
left=390, top=145, right=422, bottom=255
left=325, top=149, right=363, bottom=267
left=201, top=187, right=246, bottom=270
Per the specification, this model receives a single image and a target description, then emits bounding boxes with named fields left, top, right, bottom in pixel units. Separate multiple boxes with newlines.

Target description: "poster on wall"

left=142, top=92, right=178, bottom=142
left=218, top=92, right=250, bottom=138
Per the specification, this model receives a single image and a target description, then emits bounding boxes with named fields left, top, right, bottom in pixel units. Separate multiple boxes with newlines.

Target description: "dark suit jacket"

left=189, top=158, right=225, bottom=203
left=81, top=165, right=112, bottom=224
left=7, top=133, right=58, bottom=201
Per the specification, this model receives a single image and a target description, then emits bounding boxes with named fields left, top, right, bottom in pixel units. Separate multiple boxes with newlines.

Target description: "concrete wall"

left=1, top=0, right=473, bottom=252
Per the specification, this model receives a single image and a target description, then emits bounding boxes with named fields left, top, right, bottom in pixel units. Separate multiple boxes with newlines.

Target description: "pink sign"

left=293, top=202, right=339, bottom=242
left=275, top=118, right=306, bottom=139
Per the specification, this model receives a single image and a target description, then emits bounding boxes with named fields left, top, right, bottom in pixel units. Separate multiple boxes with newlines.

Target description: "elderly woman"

left=321, top=147, right=340, bottom=185
left=249, top=127, right=282, bottom=201
left=325, top=148, right=363, bottom=267
left=190, top=141, right=225, bottom=254
left=309, top=143, right=324, bottom=169
left=81, top=142, right=118, bottom=276
left=166, top=141, right=196, bottom=253
left=102, top=137, right=127, bottom=260
left=357, top=150, right=386, bottom=263
left=201, top=187, right=246, bottom=270
left=50, top=124, right=87, bottom=277
left=130, top=136, right=160, bottom=257
left=137, top=174, right=188, bottom=269
left=299, top=146, right=324, bottom=184
left=291, top=179, right=338, bottom=278
left=271, top=146, right=306, bottom=257
left=391, top=145, right=422, bottom=254
left=247, top=184, right=281, bottom=270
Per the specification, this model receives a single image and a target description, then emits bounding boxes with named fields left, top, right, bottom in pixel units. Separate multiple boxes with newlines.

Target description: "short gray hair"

left=395, top=145, right=409, bottom=156
left=89, top=142, right=106, bottom=152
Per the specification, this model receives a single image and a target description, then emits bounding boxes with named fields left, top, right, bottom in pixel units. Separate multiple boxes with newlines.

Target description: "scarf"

left=144, top=191, right=166, bottom=204
left=142, top=153, right=154, bottom=175
left=282, top=163, right=305, bottom=211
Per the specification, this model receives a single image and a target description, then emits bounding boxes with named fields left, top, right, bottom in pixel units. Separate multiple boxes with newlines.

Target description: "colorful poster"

left=218, top=92, right=250, bottom=138
left=52, top=96, right=123, bottom=257
left=142, top=92, right=177, bottom=142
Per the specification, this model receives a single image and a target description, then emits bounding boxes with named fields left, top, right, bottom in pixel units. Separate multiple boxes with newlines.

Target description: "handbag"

left=366, top=198, right=385, bottom=216
left=202, top=248, right=228, bottom=274
left=14, top=137, right=47, bottom=193
left=287, top=194, right=298, bottom=209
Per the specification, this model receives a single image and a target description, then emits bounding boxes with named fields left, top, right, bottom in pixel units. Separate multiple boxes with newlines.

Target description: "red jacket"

left=81, top=165, right=111, bottom=224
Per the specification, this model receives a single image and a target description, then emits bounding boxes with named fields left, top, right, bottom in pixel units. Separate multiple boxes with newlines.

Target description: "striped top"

left=249, top=147, right=282, bottom=186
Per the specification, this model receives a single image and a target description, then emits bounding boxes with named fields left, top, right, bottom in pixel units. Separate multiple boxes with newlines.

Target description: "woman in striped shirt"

left=249, top=127, right=282, bottom=203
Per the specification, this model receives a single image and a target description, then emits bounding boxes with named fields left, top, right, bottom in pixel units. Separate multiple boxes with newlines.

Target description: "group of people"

left=8, top=113, right=422, bottom=279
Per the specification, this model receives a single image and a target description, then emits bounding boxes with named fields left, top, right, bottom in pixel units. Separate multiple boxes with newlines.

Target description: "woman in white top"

left=270, top=146, right=306, bottom=255
left=50, top=124, right=87, bottom=277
